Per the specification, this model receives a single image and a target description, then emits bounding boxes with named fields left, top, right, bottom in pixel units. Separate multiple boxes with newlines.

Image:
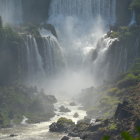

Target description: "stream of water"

left=0, top=99, right=86, bottom=140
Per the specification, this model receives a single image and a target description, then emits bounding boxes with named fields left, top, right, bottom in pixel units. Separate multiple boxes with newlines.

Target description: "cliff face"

left=107, top=27, right=140, bottom=80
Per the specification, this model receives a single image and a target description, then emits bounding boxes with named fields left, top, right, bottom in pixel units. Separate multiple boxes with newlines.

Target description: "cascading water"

left=0, top=1, right=119, bottom=140
left=129, top=10, right=137, bottom=26
left=21, top=30, right=65, bottom=85
left=0, top=0, right=22, bottom=25
left=49, top=0, right=116, bottom=25
left=40, top=29, right=65, bottom=77
left=47, top=0, right=117, bottom=91
left=25, top=35, right=45, bottom=82
left=91, top=37, right=118, bottom=85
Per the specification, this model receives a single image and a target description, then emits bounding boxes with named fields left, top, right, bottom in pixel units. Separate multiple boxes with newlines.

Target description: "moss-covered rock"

left=49, top=117, right=75, bottom=133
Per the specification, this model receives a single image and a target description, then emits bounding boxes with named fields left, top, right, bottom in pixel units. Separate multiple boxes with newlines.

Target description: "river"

left=0, top=99, right=87, bottom=140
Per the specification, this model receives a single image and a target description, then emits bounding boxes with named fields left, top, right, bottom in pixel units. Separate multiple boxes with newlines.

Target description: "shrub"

left=103, top=127, right=140, bottom=140
left=130, top=0, right=140, bottom=10
left=108, top=122, right=117, bottom=130
left=57, top=117, right=75, bottom=125
left=117, top=73, right=139, bottom=88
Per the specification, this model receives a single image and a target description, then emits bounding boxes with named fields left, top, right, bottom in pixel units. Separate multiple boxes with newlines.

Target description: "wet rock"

left=61, top=136, right=70, bottom=140
left=115, top=100, right=133, bottom=120
left=49, top=117, right=75, bottom=133
left=68, top=132, right=79, bottom=137
left=48, top=95, right=57, bottom=103
left=87, top=121, right=103, bottom=131
left=59, top=106, right=71, bottom=113
left=10, top=134, right=18, bottom=137
left=70, top=102, right=76, bottom=106
left=73, top=113, right=79, bottom=118
left=77, top=117, right=91, bottom=124
left=80, top=131, right=105, bottom=140
left=43, top=24, right=58, bottom=38
left=49, top=122, right=59, bottom=132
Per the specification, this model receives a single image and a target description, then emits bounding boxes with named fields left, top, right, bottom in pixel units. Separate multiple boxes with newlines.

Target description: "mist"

left=0, top=0, right=137, bottom=140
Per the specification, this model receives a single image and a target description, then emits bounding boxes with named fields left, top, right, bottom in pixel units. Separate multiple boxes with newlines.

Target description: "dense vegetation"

left=0, top=85, right=56, bottom=127
left=0, top=19, right=23, bottom=85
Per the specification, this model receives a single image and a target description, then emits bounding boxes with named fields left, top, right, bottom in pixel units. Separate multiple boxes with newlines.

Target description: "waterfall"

left=0, top=0, right=22, bottom=25
left=49, top=0, right=116, bottom=25
left=92, top=0, right=116, bottom=25
left=40, top=29, right=65, bottom=76
left=48, top=0, right=117, bottom=87
left=91, top=37, right=118, bottom=84
left=129, top=10, right=137, bottom=26
left=25, top=35, right=45, bottom=82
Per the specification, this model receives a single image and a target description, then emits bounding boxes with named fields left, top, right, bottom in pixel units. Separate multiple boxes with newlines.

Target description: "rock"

left=43, top=24, right=58, bottom=38
left=49, top=122, right=59, bottom=132
left=73, top=113, right=79, bottom=118
left=80, top=131, right=105, bottom=140
left=49, top=117, right=75, bottom=133
left=77, top=117, right=91, bottom=124
left=48, top=95, right=57, bottom=103
left=115, top=100, right=133, bottom=120
left=10, top=134, right=17, bottom=137
left=59, top=106, right=71, bottom=113
left=61, top=136, right=70, bottom=140
left=75, top=122, right=89, bottom=132
left=70, top=102, right=76, bottom=106
left=87, top=121, right=103, bottom=132
left=68, top=132, right=79, bottom=137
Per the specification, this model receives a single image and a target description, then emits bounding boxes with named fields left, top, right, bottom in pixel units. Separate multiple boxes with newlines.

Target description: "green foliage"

left=109, top=26, right=140, bottom=40
left=136, top=127, right=140, bottom=134
left=106, top=88, right=119, bottom=95
left=102, top=136, right=110, bottom=140
left=108, top=122, right=117, bottom=130
left=0, top=26, right=22, bottom=46
left=0, top=86, right=55, bottom=127
left=103, top=127, right=140, bottom=140
left=117, top=73, right=140, bottom=88
left=100, top=96, right=120, bottom=106
left=130, top=0, right=140, bottom=10
left=131, top=59, right=140, bottom=74
left=21, top=24, right=40, bottom=38
left=76, top=122, right=89, bottom=131
left=57, top=117, right=75, bottom=125
left=121, top=132, right=134, bottom=140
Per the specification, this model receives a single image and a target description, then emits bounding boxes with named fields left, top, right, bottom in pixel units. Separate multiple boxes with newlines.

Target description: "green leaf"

left=121, top=132, right=134, bottom=140
left=136, top=127, right=140, bottom=135
left=102, top=136, right=110, bottom=140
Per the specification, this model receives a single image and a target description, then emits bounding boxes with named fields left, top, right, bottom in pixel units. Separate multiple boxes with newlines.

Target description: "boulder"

left=87, top=122, right=103, bottom=131
left=49, top=117, right=75, bottom=133
left=69, top=102, right=76, bottom=106
left=80, top=131, right=105, bottom=140
left=73, top=113, right=79, bottom=118
left=59, top=106, right=71, bottom=113
left=68, top=132, right=79, bottom=137
left=61, top=136, right=70, bottom=140
left=43, top=24, right=58, bottom=38
left=9, top=134, right=18, bottom=137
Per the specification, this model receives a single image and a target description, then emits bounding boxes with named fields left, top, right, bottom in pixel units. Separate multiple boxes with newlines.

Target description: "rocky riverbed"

left=0, top=98, right=86, bottom=140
